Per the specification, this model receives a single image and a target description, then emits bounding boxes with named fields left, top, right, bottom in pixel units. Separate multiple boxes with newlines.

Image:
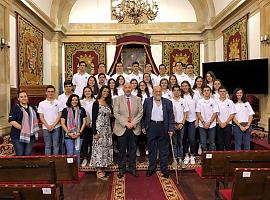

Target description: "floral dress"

left=90, top=104, right=113, bottom=167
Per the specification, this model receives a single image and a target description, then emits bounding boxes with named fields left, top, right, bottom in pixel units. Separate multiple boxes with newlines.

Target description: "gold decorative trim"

left=111, top=172, right=125, bottom=200
left=156, top=171, right=184, bottom=200
left=80, top=158, right=201, bottom=172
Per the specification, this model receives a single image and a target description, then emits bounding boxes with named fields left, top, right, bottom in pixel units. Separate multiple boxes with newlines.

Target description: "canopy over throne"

left=108, top=32, right=158, bottom=75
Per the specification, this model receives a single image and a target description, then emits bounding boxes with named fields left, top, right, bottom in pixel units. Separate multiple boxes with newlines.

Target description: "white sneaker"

left=81, top=159, right=88, bottom=167
left=183, top=156, right=190, bottom=165
left=136, top=148, right=140, bottom=157
left=190, top=156, right=196, bottom=165
left=198, top=144, right=202, bottom=155
left=178, top=158, right=182, bottom=165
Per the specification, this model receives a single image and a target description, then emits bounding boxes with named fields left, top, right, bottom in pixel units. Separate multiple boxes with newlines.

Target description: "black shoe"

left=162, top=172, right=169, bottom=179
left=146, top=170, right=155, bottom=177
left=117, top=172, right=125, bottom=179
left=129, top=170, right=138, bottom=177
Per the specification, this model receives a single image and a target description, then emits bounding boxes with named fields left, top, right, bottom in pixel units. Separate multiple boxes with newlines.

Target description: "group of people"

left=8, top=60, right=255, bottom=180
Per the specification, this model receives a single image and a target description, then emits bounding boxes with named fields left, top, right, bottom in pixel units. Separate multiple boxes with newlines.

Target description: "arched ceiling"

left=21, top=0, right=241, bottom=33
left=52, top=0, right=216, bottom=26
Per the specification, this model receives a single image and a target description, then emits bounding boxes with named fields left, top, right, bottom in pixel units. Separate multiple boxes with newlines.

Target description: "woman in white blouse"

left=80, top=86, right=95, bottom=166
left=232, top=88, right=255, bottom=150
left=116, top=75, right=125, bottom=96
left=181, top=81, right=199, bottom=165
left=143, top=73, right=153, bottom=95
left=130, top=78, right=139, bottom=96
left=192, top=76, right=205, bottom=101
left=160, top=78, right=172, bottom=99
left=108, top=78, right=118, bottom=100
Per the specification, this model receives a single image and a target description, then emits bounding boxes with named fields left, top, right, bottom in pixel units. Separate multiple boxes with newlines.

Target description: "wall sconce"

left=0, top=37, right=10, bottom=50
left=260, top=34, right=270, bottom=45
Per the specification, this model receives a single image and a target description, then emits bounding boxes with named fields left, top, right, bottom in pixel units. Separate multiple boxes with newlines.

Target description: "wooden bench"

left=0, top=183, right=57, bottom=200
left=0, top=155, right=81, bottom=182
left=218, top=168, right=270, bottom=200
left=195, top=150, right=270, bottom=196
left=0, top=155, right=85, bottom=199
left=196, top=150, right=270, bottom=178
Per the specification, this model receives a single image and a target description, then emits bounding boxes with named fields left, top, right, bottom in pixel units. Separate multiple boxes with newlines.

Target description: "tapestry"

left=223, top=15, right=248, bottom=61
left=121, top=47, right=146, bottom=74
left=162, top=41, right=200, bottom=75
left=64, top=42, right=106, bottom=80
left=17, top=13, right=43, bottom=85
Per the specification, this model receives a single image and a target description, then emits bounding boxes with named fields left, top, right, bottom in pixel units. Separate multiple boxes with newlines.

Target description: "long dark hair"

left=181, top=80, right=194, bottom=98
left=66, top=94, right=82, bottom=108
left=81, top=86, right=95, bottom=99
left=96, top=85, right=112, bottom=107
left=159, top=78, right=170, bottom=90
left=192, top=76, right=205, bottom=90
left=87, top=76, right=99, bottom=95
left=205, top=71, right=216, bottom=84
left=137, top=81, right=150, bottom=98
left=143, top=73, right=153, bottom=88
left=108, top=78, right=118, bottom=96
left=232, top=87, right=247, bottom=103
left=130, top=78, right=139, bottom=90
left=116, top=75, right=125, bottom=88
left=169, top=74, right=178, bottom=90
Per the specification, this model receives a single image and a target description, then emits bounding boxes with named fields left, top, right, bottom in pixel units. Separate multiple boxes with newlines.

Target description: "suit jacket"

left=142, top=97, right=175, bottom=134
left=113, top=95, right=143, bottom=136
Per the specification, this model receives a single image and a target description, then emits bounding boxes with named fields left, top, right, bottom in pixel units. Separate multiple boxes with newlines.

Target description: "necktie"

left=127, top=97, right=131, bottom=123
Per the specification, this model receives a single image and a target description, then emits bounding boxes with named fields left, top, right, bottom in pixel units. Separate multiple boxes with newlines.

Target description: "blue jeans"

left=65, top=138, right=83, bottom=166
left=183, top=121, right=196, bottom=155
left=233, top=125, right=252, bottom=150
left=11, top=137, right=35, bottom=156
left=199, top=127, right=216, bottom=151
left=172, top=128, right=184, bottom=158
left=43, top=127, right=60, bottom=155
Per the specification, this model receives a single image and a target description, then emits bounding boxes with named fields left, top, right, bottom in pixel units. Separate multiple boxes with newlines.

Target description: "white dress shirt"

left=151, top=99, right=163, bottom=121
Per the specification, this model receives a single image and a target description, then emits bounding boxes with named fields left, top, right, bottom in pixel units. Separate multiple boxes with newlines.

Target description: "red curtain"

left=108, top=33, right=158, bottom=75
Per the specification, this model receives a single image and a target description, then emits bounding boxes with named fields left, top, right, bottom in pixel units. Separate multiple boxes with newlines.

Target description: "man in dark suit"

left=142, top=86, right=175, bottom=178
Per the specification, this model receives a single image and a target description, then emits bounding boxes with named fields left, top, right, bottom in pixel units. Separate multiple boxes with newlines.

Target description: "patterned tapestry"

left=162, top=41, right=200, bottom=75
left=17, top=13, right=43, bottom=85
left=223, top=15, right=248, bottom=61
left=64, top=43, right=106, bottom=80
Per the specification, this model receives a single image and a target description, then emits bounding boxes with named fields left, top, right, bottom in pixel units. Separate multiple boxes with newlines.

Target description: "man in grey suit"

left=113, top=83, right=143, bottom=178
left=142, top=86, right=175, bottom=178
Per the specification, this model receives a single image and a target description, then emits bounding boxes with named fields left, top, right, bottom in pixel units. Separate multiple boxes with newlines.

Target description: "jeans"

left=199, top=127, right=216, bottom=151
left=11, top=137, right=35, bottom=156
left=183, top=121, right=196, bottom=155
left=172, top=128, right=184, bottom=158
left=65, top=138, right=83, bottom=166
left=43, top=127, right=60, bottom=155
left=216, top=124, right=232, bottom=151
left=233, top=125, right=252, bottom=150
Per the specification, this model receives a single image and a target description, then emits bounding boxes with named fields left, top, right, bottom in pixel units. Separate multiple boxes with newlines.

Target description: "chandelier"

left=112, top=0, right=159, bottom=25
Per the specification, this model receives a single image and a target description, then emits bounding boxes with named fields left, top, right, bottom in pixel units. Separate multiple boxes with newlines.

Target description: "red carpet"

left=109, top=171, right=184, bottom=200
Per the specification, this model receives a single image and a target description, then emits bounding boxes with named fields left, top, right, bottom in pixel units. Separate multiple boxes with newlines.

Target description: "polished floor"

left=63, top=170, right=216, bottom=200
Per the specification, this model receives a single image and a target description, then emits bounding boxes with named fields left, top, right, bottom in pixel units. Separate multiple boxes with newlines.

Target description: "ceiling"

left=21, top=0, right=236, bottom=25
